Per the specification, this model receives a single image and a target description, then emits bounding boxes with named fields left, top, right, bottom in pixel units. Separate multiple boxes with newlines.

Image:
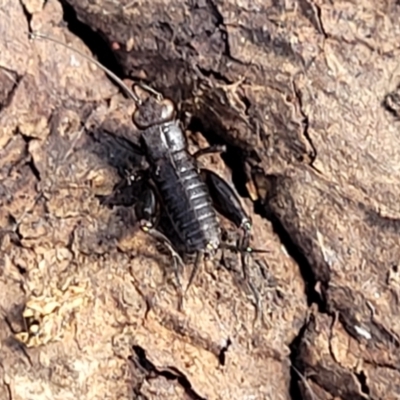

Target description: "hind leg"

left=200, top=168, right=268, bottom=323
left=136, top=187, right=185, bottom=304
left=200, top=168, right=253, bottom=251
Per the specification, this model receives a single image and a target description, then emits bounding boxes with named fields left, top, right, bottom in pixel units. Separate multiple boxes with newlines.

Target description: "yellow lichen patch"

left=15, top=280, right=90, bottom=348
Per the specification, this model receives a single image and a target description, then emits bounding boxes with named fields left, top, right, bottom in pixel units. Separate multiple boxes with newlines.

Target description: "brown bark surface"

left=1, top=0, right=399, bottom=399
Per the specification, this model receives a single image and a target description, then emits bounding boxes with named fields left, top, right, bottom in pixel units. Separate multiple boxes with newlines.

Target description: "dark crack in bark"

left=131, top=345, right=207, bottom=400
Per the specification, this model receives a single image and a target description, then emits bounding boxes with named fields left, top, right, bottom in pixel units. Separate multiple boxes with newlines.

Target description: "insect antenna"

left=29, top=30, right=142, bottom=105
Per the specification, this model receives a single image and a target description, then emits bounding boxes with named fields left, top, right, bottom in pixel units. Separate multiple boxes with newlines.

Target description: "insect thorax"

left=141, top=121, right=187, bottom=161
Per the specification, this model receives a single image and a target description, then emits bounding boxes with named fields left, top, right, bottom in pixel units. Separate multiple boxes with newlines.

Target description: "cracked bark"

left=1, top=0, right=400, bottom=399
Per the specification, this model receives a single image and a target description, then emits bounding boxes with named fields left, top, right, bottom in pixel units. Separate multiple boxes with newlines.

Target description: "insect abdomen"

left=153, top=154, right=220, bottom=253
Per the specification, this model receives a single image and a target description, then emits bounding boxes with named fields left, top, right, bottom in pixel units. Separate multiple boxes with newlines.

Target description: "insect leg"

left=185, top=251, right=204, bottom=296
left=200, top=168, right=252, bottom=250
left=135, top=186, right=159, bottom=227
left=201, top=169, right=266, bottom=323
left=98, top=169, right=149, bottom=208
left=192, top=144, right=227, bottom=159
left=137, top=187, right=185, bottom=303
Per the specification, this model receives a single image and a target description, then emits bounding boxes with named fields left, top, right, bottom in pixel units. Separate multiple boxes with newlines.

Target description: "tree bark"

left=1, top=0, right=400, bottom=399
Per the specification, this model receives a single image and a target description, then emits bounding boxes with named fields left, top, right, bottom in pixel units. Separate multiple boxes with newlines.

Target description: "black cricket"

left=30, top=31, right=259, bottom=298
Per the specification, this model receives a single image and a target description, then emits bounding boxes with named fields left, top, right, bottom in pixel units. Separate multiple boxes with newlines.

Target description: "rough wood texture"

left=1, top=0, right=400, bottom=399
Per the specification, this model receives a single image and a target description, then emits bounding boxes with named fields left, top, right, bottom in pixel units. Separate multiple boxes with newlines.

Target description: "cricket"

left=29, top=31, right=266, bottom=308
